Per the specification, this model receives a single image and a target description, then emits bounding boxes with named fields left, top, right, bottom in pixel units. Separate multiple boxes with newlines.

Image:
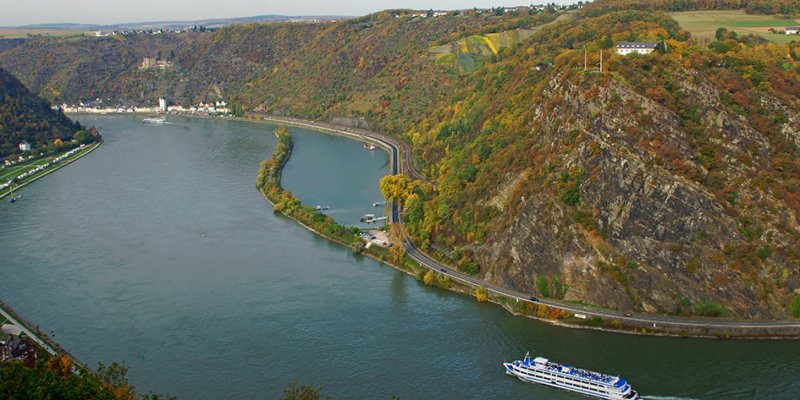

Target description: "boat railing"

left=537, top=361, right=617, bottom=384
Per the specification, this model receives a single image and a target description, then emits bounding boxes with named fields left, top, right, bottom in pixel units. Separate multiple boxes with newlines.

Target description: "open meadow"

left=669, top=10, right=800, bottom=44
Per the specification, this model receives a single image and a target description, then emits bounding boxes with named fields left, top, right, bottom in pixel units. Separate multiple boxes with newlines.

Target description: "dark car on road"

left=529, top=297, right=539, bottom=302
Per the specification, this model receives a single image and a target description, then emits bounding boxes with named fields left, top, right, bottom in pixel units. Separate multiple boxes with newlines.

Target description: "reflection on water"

left=0, top=115, right=798, bottom=399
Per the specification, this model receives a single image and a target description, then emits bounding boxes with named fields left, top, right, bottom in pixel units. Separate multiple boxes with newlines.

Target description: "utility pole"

left=584, top=45, right=587, bottom=71
left=599, top=49, right=603, bottom=72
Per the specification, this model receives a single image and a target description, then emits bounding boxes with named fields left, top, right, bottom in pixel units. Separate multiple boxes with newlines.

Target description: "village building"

left=139, top=56, right=173, bottom=70
left=614, top=42, right=659, bottom=55
left=19, top=142, right=31, bottom=151
left=786, top=27, right=799, bottom=35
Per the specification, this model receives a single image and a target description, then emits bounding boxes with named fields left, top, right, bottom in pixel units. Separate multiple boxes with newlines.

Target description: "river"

left=0, top=115, right=798, bottom=399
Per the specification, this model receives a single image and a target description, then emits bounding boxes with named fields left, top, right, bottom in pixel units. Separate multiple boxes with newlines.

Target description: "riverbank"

left=254, top=115, right=800, bottom=340
left=0, top=298, right=91, bottom=372
left=0, top=140, right=102, bottom=200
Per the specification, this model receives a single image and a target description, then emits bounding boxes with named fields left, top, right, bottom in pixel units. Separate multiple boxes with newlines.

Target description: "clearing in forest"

left=668, top=10, right=800, bottom=44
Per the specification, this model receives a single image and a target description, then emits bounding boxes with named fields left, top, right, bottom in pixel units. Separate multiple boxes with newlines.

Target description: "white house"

left=19, top=141, right=31, bottom=151
left=158, top=98, right=168, bottom=111
left=786, top=27, right=799, bottom=35
left=614, top=42, right=659, bottom=55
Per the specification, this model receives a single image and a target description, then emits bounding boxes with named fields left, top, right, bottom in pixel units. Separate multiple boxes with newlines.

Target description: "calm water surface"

left=0, top=115, right=798, bottom=399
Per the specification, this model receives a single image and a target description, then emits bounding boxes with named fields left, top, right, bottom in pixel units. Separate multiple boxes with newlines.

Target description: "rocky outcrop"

left=479, top=72, right=800, bottom=319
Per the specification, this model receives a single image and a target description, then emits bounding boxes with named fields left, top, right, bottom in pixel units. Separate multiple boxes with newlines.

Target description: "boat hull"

left=506, top=367, right=637, bottom=399
left=504, top=356, right=639, bottom=400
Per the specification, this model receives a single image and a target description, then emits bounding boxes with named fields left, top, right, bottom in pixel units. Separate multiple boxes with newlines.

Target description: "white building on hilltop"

left=19, top=141, right=31, bottom=151
left=614, top=42, right=659, bottom=55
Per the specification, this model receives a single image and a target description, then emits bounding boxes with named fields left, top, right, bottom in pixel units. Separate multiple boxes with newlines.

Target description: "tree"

left=476, top=285, right=488, bottom=302
left=603, top=34, right=614, bottom=49
left=715, top=27, right=728, bottom=41
left=379, top=174, right=412, bottom=205
left=74, top=130, right=93, bottom=144
left=0, top=355, right=175, bottom=400
left=281, top=381, right=330, bottom=400
left=423, top=270, right=436, bottom=285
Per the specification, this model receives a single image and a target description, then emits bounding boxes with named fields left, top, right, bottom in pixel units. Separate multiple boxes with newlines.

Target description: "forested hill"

left=0, top=67, right=85, bottom=158
left=4, top=1, right=800, bottom=319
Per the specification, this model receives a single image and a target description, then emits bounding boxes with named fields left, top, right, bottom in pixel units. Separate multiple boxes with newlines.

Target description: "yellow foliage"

left=379, top=174, right=412, bottom=205
left=390, top=242, right=406, bottom=262
left=423, top=270, right=436, bottom=285
left=476, top=285, right=488, bottom=302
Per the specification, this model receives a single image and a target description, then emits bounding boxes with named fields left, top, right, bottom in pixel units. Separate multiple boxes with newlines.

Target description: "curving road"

left=258, top=115, right=800, bottom=334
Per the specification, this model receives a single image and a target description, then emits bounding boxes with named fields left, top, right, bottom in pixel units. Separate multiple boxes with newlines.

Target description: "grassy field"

left=0, top=29, right=83, bottom=39
left=669, top=10, right=800, bottom=44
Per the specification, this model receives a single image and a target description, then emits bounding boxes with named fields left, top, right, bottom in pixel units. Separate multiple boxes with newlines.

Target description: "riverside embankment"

left=255, top=114, right=800, bottom=339
left=0, top=140, right=102, bottom=200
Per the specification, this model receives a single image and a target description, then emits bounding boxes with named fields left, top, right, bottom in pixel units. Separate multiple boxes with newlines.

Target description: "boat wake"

left=641, top=396, right=700, bottom=400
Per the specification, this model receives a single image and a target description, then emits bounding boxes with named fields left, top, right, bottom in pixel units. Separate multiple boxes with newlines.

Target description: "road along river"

left=0, top=115, right=798, bottom=399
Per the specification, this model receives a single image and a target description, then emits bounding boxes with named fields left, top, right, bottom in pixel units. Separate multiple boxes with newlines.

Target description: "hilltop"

left=0, top=67, right=87, bottom=158
left=4, top=1, right=800, bottom=319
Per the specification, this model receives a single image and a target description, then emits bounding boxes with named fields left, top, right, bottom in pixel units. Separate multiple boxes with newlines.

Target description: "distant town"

left=57, top=98, right=231, bottom=116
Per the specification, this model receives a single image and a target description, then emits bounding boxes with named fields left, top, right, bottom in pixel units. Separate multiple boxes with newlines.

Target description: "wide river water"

left=1, top=115, right=798, bottom=399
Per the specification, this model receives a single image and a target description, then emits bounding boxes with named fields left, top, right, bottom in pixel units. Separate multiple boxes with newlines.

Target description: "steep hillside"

left=0, top=32, right=211, bottom=105
left=394, top=8, right=800, bottom=319
left=0, top=67, right=85, bottom=158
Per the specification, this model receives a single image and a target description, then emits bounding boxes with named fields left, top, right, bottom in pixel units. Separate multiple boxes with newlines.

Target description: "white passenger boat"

left=142, top=117, right=166, bottom=124
left=504, top=353, right=639, bottom=399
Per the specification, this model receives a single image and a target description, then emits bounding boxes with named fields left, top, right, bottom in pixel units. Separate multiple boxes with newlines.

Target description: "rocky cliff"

left=480, top=71, right=800, bottom=318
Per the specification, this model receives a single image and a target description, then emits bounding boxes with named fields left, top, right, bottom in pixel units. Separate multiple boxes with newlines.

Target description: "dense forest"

left=582, top=0, right=800, bottom=16
left=3, top=0, right=800, bottom=318
left=0, top=67, right=88, bottom=158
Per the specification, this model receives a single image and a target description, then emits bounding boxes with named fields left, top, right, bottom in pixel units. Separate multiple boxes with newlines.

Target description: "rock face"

left=479, top=72, right=800, bottom=319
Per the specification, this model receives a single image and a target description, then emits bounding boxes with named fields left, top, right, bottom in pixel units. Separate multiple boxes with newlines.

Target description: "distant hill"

left=0, top=14, right=352, bottom=31
left=0, top=67, right=84, bottom=158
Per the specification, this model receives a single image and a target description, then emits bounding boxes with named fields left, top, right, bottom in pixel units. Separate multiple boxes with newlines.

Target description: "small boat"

left=364, top=143, right=376, bottom=150
left=316, top=205, right=331, bottom=211
left=143, top=117, right=166, bottom=124
left=504, top=353, right=639, bottom=399
left=9, top=185, right=17, bottom=203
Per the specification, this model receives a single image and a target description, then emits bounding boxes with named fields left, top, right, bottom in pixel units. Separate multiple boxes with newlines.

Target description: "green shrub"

left=536, top=275, right=551, bottom=297
left=560, top=186, right=580, bottom=206
left=463, top=263, right=481, bottom=275
left=790, top=294, right=800, bottom=318
left=694, top=300, right=727, bottom=317
left=756, top=245, right=773, bottom=260
left=685, top=258, right=699, bottom=273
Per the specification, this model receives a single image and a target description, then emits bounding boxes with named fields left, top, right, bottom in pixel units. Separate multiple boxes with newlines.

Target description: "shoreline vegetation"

left=255, top=117, right=800, bottom=340
left=0, top=298, right=176, bottom=400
